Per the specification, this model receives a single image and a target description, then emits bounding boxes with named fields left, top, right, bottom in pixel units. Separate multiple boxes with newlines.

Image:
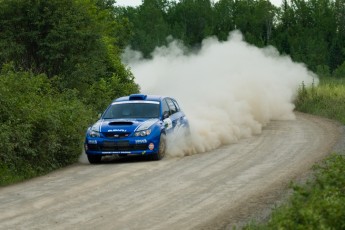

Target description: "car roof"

left=113, top=94, right=168, bottom=103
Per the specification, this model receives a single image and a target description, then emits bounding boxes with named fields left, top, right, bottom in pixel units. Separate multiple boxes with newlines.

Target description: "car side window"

left=167, top=98, right=177, bottom=115
left=171, top=99, right=181, bottom=112
left=162, top=99, right=170, bottom=117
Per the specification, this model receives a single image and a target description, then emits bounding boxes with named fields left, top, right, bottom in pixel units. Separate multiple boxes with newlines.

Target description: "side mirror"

left=97, top=113, right=102, bottom=119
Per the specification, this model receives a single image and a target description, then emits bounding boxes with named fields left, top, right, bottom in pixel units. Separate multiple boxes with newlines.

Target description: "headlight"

left=134, top=129, right=151, bottom=137
left=89, top=130, right=101, bottom=138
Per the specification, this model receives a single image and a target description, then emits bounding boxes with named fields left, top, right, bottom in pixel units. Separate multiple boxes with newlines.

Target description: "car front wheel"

left=150, top=134, right=166, bottom=161
left=87, top=154, right=102, bottom=164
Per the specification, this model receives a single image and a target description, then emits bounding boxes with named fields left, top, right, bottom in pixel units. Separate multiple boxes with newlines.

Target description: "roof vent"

left=129, top=94, right=147, bottom=100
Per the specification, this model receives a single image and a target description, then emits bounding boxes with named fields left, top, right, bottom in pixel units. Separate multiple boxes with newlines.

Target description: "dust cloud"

left=122, top=31, right=317, bottom=157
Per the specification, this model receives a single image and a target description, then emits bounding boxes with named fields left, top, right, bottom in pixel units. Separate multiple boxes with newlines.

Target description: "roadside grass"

left=295, top=77, right=345, bottom=124
left=244, top=77, right=345, bottom=229
left=244, top=154, right=345, bottom=230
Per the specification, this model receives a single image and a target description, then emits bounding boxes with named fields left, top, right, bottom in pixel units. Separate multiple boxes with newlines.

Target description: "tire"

left=150, top=134, right=166, bottom=161
left=87, top=154, right=102, bottom=164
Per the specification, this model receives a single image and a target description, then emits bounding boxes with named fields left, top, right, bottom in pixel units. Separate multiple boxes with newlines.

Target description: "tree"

left=131, top=0, right=169, bottom=57
left=272, top=0, right=340, bottom=72
left=120, top=0, right=171, bottom=57
left=0, top=0, right=136, bottom=92
left=330, top=0, right=345, bottom=72
left=168, top=0, right=213, bottom=47
left=213, top=0, right=236, bottom=41
left=231, top=0, right=276, bottom=47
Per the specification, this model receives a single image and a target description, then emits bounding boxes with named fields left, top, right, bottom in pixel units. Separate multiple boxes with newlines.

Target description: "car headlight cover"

left=88, top=122, right=101, bottom=137
left=134, top=129, right=151, bottom=137
left=89, top=130, right=101, bottom=137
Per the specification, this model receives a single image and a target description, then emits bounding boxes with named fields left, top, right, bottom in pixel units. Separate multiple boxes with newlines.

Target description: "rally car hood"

left=92, top=118, right=160, bottom=133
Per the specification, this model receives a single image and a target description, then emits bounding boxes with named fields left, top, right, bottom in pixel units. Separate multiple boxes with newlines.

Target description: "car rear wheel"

left=87, top=154, right=102, bottom=164
left=150, top=134, right=166, bottom=161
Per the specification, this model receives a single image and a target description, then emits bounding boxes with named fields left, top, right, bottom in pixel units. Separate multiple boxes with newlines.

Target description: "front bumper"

left=84, top=136, right=160, bottom=156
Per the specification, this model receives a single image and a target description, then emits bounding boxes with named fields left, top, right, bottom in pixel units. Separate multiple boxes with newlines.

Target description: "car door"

left=161, top=98, right=173, bottom=132
left=165, top=98, right=186, bottom=135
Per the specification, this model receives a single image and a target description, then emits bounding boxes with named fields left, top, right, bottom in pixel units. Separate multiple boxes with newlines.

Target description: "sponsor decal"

left=135, top=139, right=147, bottom=144
left=88, top=140, right=97, bottom=144
left=163, top=118, right=173, bottom=130
left=101, top=151, right=131, bottom=154
left=107, top=129, right=127, bottom=132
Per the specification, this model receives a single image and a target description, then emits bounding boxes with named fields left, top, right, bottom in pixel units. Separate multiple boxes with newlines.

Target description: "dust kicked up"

left=122, top=31, right=317, bottom=156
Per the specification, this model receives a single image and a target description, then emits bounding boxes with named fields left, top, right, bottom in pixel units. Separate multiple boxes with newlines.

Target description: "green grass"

left=244, top=77, right=345, bottom=229
left=244, top=154, right=345, bottom=230
left=295, top=77, right=345, bottom=124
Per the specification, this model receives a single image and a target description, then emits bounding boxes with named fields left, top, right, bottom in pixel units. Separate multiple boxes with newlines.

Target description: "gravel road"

left=0, top=112, right=341, bottom=230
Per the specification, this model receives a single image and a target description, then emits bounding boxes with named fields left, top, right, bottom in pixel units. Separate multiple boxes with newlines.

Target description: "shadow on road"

left=100, top=155, right=154, bottom=164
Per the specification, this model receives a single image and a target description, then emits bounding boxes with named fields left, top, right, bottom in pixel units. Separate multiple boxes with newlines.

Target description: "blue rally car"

left=84, top=94, right=190, bottom=163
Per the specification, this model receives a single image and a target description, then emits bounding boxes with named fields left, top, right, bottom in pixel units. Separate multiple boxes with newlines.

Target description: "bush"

left=0, top=67, right=93, bottom=186
left=333, top=62, right=345, bottom=78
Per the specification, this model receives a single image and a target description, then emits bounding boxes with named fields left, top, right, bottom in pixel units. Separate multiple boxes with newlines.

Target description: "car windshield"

left=102, top=102, right=160, bottom=119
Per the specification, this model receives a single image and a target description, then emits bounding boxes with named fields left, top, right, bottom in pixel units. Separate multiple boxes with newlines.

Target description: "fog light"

left=149, top=143, right=154, bottom=150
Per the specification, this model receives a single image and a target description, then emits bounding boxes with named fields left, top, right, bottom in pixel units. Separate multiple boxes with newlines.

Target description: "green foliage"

left=259, top=0, right=345, bottom=73
left=83, top=72, right=140, bottom=112
left=168, top=0, right=214, bottom=47
left=212, top=0, right=236, bottom=41
left=0, top=0, right=136, bottom=93
left=232, top=0, right=276, bottom=47
left=119, top=0, right=171, bottom=58
left=316, top=65, right=331, bottom=78
left=0, top=68, right=93, bottom=186
left=244, top=154, right=345, bottom=230
left=333, top=61, right=345, bottom=78
left=295, top=77, right=345, bottom=124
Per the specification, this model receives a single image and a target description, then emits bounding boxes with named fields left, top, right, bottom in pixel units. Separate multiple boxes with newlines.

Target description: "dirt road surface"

left=0, top=113, right=341, bottom=230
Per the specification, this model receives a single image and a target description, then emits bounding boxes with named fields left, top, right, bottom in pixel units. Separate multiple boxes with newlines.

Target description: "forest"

left=0, top=0, right=344, bottom=183
left=118, top=0, right=345, bottom=76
